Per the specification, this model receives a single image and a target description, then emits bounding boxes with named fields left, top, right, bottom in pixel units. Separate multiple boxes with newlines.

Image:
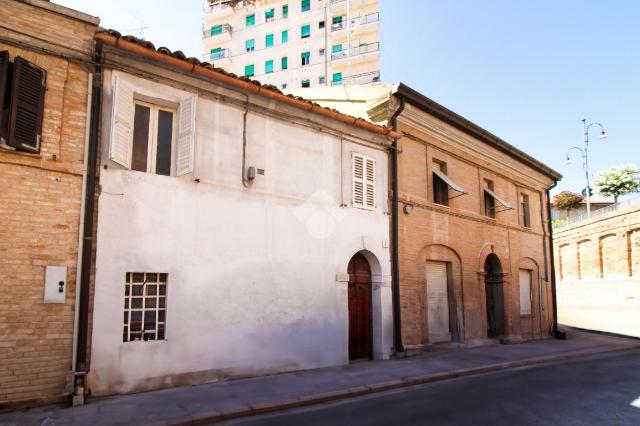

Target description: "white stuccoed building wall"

left=88, top=67, right=393, bottom=396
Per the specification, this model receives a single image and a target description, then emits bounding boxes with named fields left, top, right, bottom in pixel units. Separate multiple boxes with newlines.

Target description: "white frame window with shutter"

left=352, top=153, right=376, bottom=210
left=109, top=75, right=197, bottom=176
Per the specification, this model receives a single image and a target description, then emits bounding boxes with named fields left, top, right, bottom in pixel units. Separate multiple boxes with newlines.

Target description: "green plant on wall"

left=593, top=164, right=640, bottom=204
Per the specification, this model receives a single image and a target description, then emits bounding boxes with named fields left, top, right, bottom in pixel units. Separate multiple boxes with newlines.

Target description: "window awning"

left=485, top=188, right=514, bottom=210
left=433, top=169, right=466, bottom=194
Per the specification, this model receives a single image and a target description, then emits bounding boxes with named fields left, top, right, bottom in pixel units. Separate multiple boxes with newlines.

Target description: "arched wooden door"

left=485, top=253, right=505, bottom=338
left=348, top=253, right=373, bottom=360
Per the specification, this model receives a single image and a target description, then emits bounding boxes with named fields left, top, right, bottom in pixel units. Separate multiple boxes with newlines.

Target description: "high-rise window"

left=281, top=56, right=288, bottom=70
left=332, top=72, right=343, bottom=86
left=245, top=64, right=255, bottom=77
left=319, top=20, right=325, bottom=29
left=210, top=24, right=223, bottom=36
left=301, top=79, right=311, bottom=88
left=265, top=60, right=274, bottom=73
left=301, top=24, right=311, bottom=38
left=282, top=5, right=289, bottom=18
left=282, top=30, right=289, bottom=44
left=266, top=33, right=274, bottom=48
left=265, top=8, right=275, bottom=22
left=245, top=39, right=255, bottom=52
left=319, top=76, right=326, bottom=85
left=301, top=51, right=311, bottom=66
left=246, top=14, right=255, bottom=27
left=301, top=0, right=310, bottom=12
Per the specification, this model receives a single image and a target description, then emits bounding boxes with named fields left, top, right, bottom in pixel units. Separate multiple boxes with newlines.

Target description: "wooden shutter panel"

left=0, top=51, right=8, bottom=136
left=110, top=75, right=134, bottom=168
left=176, top=96, right=197, bottom=176
left=519, top=270, right=532, bottom=315
left=7, top=57, right=46, bottom=153
left=365, top=158, right=375, bottom=208
left=352, top=154, right=365, bottom=207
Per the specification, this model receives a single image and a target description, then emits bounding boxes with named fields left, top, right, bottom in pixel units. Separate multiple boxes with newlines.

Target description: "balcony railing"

left=203, top=23, right=232, bottom=39
left=210, top=48, right=232, bottom=61
left=331, top=42, right=379, bottom=61
left=331, top=70, right=380, bottom=86
left=331, top=12, right=379, bottom=32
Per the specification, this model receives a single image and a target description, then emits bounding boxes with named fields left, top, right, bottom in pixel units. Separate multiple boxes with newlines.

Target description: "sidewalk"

left=2, top=329, right=638, bottom=426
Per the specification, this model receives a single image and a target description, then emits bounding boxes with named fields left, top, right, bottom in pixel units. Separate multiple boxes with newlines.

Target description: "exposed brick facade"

left=554, top=205, right=640, bottom=282
left=394, top=100, right=557, bottom=347
left=0, top=0, right=97, bottom=407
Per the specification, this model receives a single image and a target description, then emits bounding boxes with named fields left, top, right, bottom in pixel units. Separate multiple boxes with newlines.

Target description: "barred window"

left=123, top=272, right=167, bottom=342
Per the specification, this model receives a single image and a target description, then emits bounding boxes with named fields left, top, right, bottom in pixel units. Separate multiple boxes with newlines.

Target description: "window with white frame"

left=123, top=272, right=167, bottom=342
left=352, top=153, right=375, bottom=209
left=109, top=75, right=197, bottom=176
left=131, top=102, right=175, bottom=176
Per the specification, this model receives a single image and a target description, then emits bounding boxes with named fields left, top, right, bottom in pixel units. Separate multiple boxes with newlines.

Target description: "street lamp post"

left=564, top=119, right=608, bottom=218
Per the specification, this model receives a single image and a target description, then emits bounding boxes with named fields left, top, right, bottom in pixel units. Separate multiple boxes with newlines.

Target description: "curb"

left=151, top=344, right=640, bottom=426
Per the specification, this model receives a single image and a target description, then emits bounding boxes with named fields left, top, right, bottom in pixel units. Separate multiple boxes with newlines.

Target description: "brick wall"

left=0, top=0, right=97, bottom=407
left=396, top=102, right=556, bottom=347
left=554, top=205, right=640, bottom=282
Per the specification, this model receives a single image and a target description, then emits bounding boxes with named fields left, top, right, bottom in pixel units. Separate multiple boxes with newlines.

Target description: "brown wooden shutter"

left=7, top=57, right=46, bottom=153
left=0, top=51, right=9, bottom=136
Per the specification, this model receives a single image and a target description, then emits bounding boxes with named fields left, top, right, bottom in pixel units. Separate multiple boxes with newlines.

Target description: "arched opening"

left=484, top=253, right=505, bottom=338
left=347, top=252, right=373, bottom=360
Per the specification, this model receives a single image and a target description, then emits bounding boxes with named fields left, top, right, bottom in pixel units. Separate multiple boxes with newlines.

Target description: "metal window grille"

left=123, top=272, right=167, bottom=342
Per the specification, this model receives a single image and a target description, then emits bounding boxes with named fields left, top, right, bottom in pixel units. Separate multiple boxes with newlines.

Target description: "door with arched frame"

left=347, top=253, right=373, bottom=360
left=484, top=253, right=505, bottom=338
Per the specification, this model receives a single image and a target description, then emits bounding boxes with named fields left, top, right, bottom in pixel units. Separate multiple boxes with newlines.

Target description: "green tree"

left=593, top=164, right=640, bottom=203
left=553, top=191, right=584, bottom=218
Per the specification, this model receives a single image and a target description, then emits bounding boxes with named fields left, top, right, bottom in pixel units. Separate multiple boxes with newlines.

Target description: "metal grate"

left=123, top=272, right=167, bottom=342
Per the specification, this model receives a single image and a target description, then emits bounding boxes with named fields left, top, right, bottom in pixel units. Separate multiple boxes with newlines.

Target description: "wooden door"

left=426, top=261, right=451, bottom=343
left=348, top=253, right=372, bottom=360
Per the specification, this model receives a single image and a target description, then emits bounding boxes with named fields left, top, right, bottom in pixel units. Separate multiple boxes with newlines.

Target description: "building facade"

left=203, top=0, right=380, bottom=90
left=389, top=86, right=561, bottom=347
left=290, top=84, right=561, bottom=348
left=87, top=30, right=395, bottom=396
left=0, top=0, right=98, bottom=407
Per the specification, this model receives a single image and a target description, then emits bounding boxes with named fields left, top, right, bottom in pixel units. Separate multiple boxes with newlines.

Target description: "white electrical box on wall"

left=44, top=266, right=67, bottom=304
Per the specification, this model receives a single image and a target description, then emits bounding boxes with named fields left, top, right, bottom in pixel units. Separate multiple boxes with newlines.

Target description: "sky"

left=56, top=0, right=640, bottom=196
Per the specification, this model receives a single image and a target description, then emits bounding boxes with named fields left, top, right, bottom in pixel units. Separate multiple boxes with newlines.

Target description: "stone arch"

left=416, top=244, right=464, bottom=343
left=598, top=233, right=618, bottom=278
left=577, top=239, right=597, bottom=280
left=627, top=228, right=640, bottom=277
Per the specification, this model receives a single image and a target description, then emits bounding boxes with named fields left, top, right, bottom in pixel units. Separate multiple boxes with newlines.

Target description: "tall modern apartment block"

left=203, top=0, right=380, bottom=89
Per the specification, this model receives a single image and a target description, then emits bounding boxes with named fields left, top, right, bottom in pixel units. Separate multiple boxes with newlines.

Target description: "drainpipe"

left=545, top=181, right=565, bottom=339
left=390, top=96, right=406, bottom=354
left=73, top=39, right=104, bottom=404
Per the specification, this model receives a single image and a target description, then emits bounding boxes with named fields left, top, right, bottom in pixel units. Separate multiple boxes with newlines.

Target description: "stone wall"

left=553, top=205, right=640, bottom=282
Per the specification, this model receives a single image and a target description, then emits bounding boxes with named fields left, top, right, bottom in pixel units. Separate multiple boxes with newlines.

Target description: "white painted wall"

left=88, top=69, right=393, bottom=396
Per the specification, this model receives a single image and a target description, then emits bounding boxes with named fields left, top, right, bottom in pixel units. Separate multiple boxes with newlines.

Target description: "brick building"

left=387, top=85, right=561, bottom=347
left=0, top=0, right=98, bottom=407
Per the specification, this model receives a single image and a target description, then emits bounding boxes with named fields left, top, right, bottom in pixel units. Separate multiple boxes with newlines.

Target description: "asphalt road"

left=217, top=350, right=640, bottom=426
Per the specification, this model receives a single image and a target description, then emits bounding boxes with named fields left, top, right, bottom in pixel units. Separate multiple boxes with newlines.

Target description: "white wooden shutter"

left=352, top=154, right=365, bottom=207
left=176, top=96, right=197, bottom=176
left=110, top=75, right=134, bottom=168
left=365, top=157, right=375, bottom=208
left=519, top=269, right=532, bottom=315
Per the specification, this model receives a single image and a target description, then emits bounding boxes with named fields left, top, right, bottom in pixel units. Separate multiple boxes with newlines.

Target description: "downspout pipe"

left=390, top=96, right=406, bottom=354
left=545, top=181, right=565, bottom=339
left=74, top=39, right=104, bottom=402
